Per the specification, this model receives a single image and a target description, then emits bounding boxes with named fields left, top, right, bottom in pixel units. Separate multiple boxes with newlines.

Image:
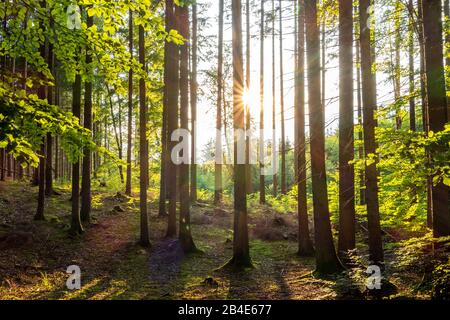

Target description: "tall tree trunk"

left=178, top=4, right=197, bottom=253
left=359, top=0, right=383, bottom=265
left=422, top=0, right=450, bottom=237
left=245, top=0, right=252, bottom=195
left=259, top=0, right=266, bottom=204
left=394, top=0, right=402, bottom=130
left=418, top=0, right=432, bottom=228
left=321, top=15, right=326, bottom=122
left=296, top=0, right=314, bottom=256
left=271, top=0, right=277, bottom=197
left=445, top=0, right=450, bottom=119
left=215, top=0, right=224, bottom=205
left=305, top=0, right=343, bottom=274
left=166, top=0, right=179, bottom=237
left=139, top=23, right=150, bottom=247
left=408, top=0, right=416, bottom=132
left=126, top=10, right=133, bottom=196
left=226, top=0, right=252, bottom=269
left=190, top=3, right=198, bottom=203
left=356, top=16, right=365, bottom=206
left=279, top=0, right=286, bottom=195
left=35, top=7, right=47, bottom=221
left=69, top=73, right=83, bottom=235
left=337, top=0, right=356, bottom=255
left=45, top=43, right=54, bottom=196
left=159, top=11, right=168, bottom=216
left=81, top=12, right=93, bottom=223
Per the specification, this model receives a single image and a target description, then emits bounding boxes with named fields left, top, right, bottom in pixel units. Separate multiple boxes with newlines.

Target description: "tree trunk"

left=178, top=4, right=197, bottom=253
left=69, top=73, right=83, bottom=235
left=159, top=13, right=168, bottom=216
left=190, top=3, right=198, bottom=203
left=81, top=13, right=93, bottom=223
left=139, top=23, right=150, bottom=247
left=337, top=0, right=356, bottom=255
left=271, top=0, right=277, bottom=197
left=359, top=0, right=383, bottom=265
left=215, top=0, right=224, bottom=205
left=296, top=0, right=314, bottom=256
left=35, top=11, right=47, bottom=221
left=245, top=0, right=252, bottom=195
left=355, top=11, right=365, bottom=206
left=418, top=0, right=432, bottom=228
left=126, top=9, right=133, bottom=196
left=226, top=0, right=252, bottom=269
left=45, top=44, right=54, bottom=196
left=422, top=0, right=450, bottom=237
left=259, top=0, right=266, bottom=204
left=305, top=0, right=343, bottom=274
left=166, top=0, right=179, bottom=237
left=408, top=0, right=416, bottom=132
left=279, top=0, right=286, bottom=195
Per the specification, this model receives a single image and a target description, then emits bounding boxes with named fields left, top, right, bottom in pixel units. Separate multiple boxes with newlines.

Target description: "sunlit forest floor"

left=0, top=181, right=432, bottom=300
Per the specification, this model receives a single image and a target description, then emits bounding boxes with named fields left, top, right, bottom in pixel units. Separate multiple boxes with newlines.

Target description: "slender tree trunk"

left=45, top=44, right=54, bottom=196
left=190, top=3, right=198, bottom=202
left=179, top=4, right=197, bottom=252
left=139, top=23, right=150, bottom=247
left=408, top=0, right=416, bottom=132
left=337, top=0, right=356, bottom=255
left=126, top=10, right=133, bottom=196
left=271, top=0, right=277, bottom=197
left=215, top=0, right=225, bottom=205
left=69, top=73, right=83, bottom=235
left=166, top=0, right=179, bottom=237
left=444, top=0, right=450, bottom=119
left=259, top=0, right=266, bottom=204
left=422, top=0, right=450, bottom=237
left=305, top=0, right=343, bottom=274
left=356, top=20, right=365, bottom=206
left=159, top=11, right=168, bottom=216
left=245, top=0, right=252, bottom=195
left=359, top=0, right=383, bottom=265
left=226, top=0, right=252, bottom=269
left=321, top=15, right=326, bottom=123
left=35, top=142, right=46, bottom=220
left=296, top=0, right=314, bottom=256
left=418, top=0, right=432, bottom=228
left=81, top=13, right=93, bottom=223
left=279, top=0, right=286, bottom=195
left=35, top=9, right=47, bottom=220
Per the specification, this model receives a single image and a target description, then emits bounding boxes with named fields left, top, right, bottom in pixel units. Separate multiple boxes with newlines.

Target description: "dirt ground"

left=0, top=181, right=427, bottom=300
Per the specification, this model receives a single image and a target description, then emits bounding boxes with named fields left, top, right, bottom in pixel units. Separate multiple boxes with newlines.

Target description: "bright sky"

left=193, top=0, right=400, bottom=163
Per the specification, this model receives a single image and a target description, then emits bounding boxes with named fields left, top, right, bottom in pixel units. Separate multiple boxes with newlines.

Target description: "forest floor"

left=0, top=180, right=430, bottom=300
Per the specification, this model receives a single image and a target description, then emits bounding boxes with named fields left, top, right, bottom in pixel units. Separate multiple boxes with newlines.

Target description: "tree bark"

left=271, top=0, right=277, bottom=197
left=259, top=0, right=266, bottom=204
left=359, top=0, right=383, bottom=265
left=422, top=0, right=450, bottom=237
left=190, top=3, right=198, bottom=202
left=226, top=0, right=252, bottom=269
left=139, top=23, right=150, bottom=247
left=69, top=73, right=83, bottom=235
left=305, top=0, right=343, bottom=274
left=215, top=0, right=224, bottom=205
left=295, top=0, right=314, bottom=256
left=178, top=4, right=197, bottom=253
left=81, top=12, right=93, bottom=223
left=279, top=0, right=286, bottom=195
left=337, top=0, right=356, bottom=255
left=126, top=9, right=134, bottom=196
left=166, top=0, right=179, bottom=237
left=245, top=0, right=252, bottom=195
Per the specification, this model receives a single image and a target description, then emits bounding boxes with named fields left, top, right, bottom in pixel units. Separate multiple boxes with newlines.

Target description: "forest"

left=0, top=0, right=450, bottom=301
